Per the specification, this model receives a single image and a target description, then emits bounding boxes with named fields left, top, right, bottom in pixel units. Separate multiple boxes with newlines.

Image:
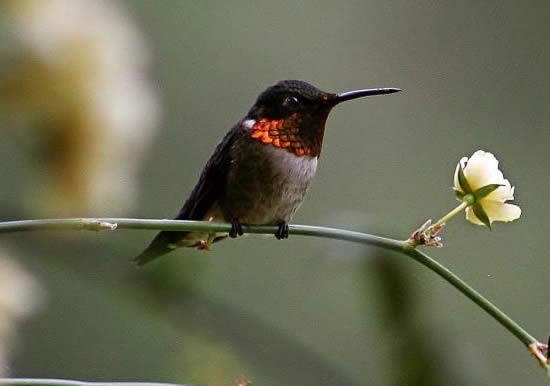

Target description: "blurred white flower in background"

left=0, top=247, right=44, bottom=376
left=0, top=0, right=160, bottom=215
left=454, top=150, right=521, bottom=227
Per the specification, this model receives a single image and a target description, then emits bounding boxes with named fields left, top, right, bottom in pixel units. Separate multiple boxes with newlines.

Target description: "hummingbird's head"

left=245, top=80, right=400, bottom=157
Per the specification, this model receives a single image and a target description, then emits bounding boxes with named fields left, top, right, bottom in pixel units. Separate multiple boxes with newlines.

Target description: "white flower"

left=0, top=0, right=159, bottom=216
left=454, top=150, right=521, bottom=226
left=0, top=247, right=44, bottom=376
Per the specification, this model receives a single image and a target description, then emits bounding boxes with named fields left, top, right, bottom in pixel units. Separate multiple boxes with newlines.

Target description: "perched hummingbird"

left=134, top=80, right=399, bottom=265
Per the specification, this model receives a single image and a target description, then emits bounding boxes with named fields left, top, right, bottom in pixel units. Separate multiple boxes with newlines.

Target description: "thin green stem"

left=0, top=218, right=405, bottom=252
left=0, top=217, right=544, bottom=366
left=0, top=379, right=189, bottom=386
left=430, top=201, right=468, bottom=231
left=402, top=247, right=536, bottom=346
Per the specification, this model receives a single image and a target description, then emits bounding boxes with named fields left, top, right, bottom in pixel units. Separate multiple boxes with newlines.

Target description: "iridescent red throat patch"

left=249, top=117, right=315, bottom=157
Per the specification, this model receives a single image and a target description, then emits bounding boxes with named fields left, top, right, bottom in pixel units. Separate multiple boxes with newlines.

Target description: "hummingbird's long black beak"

left=334, top=88, right=401, bottom=104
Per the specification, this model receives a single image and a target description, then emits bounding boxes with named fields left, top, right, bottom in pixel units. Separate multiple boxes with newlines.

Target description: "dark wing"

left=173, top=127, right=240, bottom=221
left=133, top=127, right=240, bottom=265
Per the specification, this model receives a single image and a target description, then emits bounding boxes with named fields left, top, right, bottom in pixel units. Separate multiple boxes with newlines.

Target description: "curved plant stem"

left=0, top=217, right=546, bottom=370
left=402, top=247, right=536, bottom=345
left=0, top=379, right=190, bottom=386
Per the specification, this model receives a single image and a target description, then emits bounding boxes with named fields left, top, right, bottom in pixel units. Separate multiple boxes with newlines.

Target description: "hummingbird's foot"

left=275, top=222, right=289, bottom=240
left=198, top=239, right=211, bottom=250
left=198, top=232, right=216, bottom=250
left=229, top=219, right=244, bottom=238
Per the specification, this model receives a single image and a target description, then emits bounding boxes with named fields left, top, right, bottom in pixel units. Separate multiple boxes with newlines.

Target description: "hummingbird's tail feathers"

left=133, top=231, right=184, bottom=266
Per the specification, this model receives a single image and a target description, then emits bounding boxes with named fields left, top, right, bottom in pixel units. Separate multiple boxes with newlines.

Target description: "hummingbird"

left=134, top=80, right=400, bottom=265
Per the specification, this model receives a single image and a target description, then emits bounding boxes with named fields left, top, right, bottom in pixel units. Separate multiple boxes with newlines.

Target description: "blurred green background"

left=0, top=1, right=549, bottom=385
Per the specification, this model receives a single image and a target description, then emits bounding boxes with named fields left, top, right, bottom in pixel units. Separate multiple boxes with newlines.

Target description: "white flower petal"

left=484, top=179, right=514, bottom=202
left=463, top=150, right=504, bottom=190
left=465, top=202, right=521, bottom=226
left=482, top=201, right=521, bottom=223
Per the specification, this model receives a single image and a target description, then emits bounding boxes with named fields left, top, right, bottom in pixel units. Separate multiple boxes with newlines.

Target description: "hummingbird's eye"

left=283, top=96, right=300, bottom=108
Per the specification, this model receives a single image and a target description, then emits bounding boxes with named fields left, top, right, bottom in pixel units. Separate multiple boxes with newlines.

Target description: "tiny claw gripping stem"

left=198, top=232, right=216, bottom=251
left=198, top=240, right=211, bottom=251
left=229, top=219, right=244, bottom=238
left=275, top=222, right=289, bottom=240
